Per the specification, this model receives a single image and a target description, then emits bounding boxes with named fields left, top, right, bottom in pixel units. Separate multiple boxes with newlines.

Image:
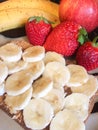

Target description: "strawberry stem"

left=92, top=36, right=98, bottom=47
left=28, top=16, right=53, bottom=24
left=78, top=28, right=89, bottom=45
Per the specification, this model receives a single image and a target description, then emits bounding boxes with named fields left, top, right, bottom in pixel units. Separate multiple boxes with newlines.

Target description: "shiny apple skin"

left=59, top=0, right=98, bottom=32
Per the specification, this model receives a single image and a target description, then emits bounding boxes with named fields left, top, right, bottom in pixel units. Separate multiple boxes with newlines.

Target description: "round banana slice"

left=23, top=98, right=54, bottom=130
left=43, top=88, right=65, bottom=114
left=32, top=76, right=53, bottom=98
left=50, top=109, right=85, bottom=130
left=0, top=43, right=22, bottom=62
left=25, top=60, right=45, bottom=80
left=64, top=93, right=89, bottom=121
left=0, top=82, right=5, bottom=96
left=22, top=46, right=45, bottom=62
left=66, top=64, right=89, bottom=87
left=5, top=70, right=33, bottom=96
left=71, top=75, right=98, bottom=98
left=4, top=87, right=32, bottom=114
left=5, top=60, right=28, bottom=74
left=43, top=61, right=70, bottom=86
left=0, top=60, right=8, bottom=84
left=44, top=51, right=66, bottom=65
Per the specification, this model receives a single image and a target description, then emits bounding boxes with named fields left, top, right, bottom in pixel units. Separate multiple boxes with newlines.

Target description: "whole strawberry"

left=76, top=37, right=98, bottom=71
left=44, top=21, right=87, bottom=56
left=25, top=16, right=52, bottom=46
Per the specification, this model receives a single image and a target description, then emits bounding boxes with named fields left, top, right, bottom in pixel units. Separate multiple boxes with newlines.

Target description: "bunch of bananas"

left=0, top=0, right=60, bottom=32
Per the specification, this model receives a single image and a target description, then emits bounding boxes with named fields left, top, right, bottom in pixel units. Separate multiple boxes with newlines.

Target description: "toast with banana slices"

left=0, top=40, right=98, bottom=130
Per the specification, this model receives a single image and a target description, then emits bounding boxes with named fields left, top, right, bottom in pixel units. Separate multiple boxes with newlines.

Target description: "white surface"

left=0, top=109, right=24, bottom=130
left=85, top=113, right=98, bottom=130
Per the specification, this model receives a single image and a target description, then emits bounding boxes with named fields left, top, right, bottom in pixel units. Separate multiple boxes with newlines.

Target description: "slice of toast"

left=0, top=40, right=98, bottom=130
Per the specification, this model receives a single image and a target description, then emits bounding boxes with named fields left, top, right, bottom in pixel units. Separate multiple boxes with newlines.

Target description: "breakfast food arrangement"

left=0, top=0, right=98, bottom=130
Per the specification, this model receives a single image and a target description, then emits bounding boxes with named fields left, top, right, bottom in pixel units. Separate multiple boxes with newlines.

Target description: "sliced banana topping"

left=4, top=87, right=32, bottom=113
left=0, top=43, right=22, bottom=62
left=5, top=70, right=33, bottom=96
left=0, top=82, right=5, bottom=96
left=5, top=60, right=28, bottom=74
left=23, top=98, right=54, bottom=130
left=71, top=75, right=98, bottom=98
left=50, top=109, right=85, bottom=130
left=0, top=60, right=8, bottom=84
left=64, top=93, right=89, bottom=121
left=43, top=88, right=65, bottom=114
left=32, top=76, right=53, bottom=98
left=66, top=64, right=89, bottom=87
left=25, top=60, right=45, bottom=80
left=43, top=61, right=70, bottom=86
left=44, top=51, right=66, bottom=65
left=22, top=46, right=45, bottom=62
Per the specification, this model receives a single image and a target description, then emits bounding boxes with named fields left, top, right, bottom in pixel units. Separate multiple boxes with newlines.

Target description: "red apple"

left=59, top=0, right=98, bottom=32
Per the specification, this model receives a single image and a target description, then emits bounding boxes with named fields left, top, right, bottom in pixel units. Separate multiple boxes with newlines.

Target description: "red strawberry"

left=25, top=16, right=52, bottom=46
left=76, top=37, right=98, bottom=71
left=44, top=21, right=87, bottom=56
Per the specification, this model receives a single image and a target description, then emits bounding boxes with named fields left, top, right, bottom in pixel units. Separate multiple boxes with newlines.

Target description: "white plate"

left=85, top=113, right=98, bottom=130
left=0, top=109, right=24, bottom=130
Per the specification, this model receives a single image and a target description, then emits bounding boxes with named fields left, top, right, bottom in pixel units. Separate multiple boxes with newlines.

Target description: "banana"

left=5, top=70, right=33, bottom=96
left=5, top=60, right=28, bottom=75
left=0, top=0, right=59, bottom=17
left=0, top=8, right=60, bottom=32
left=50, top=108, right=85, bottom=130
left=43, top=51, right=66, bottom=65
left=71, top=75, right=98, bottom=98
left=0, top=43, right=22, bottom=62
left=23, top=98, right=54, bottom=130
left=4, top=87, right=32, bottom=114
left=64, top=93, right=89, bottom=121
left=25, top=60, right=45, bottom=80
left=0, top=82, right=5, bottom=96
left=66, top=64, right=89, bottom=87
left=43, top=61, right=70, bottom=86
left=43, top=88, right=65, bottom=114
left=22, top=46, right=45, bottom=62
left=32, top=76, right=53, bottom=98
left=0, top=60, right=8, bottom=84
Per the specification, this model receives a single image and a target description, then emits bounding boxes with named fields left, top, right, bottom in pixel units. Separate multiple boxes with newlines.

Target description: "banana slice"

left=64, top=93, right=89, bottom=121
left=0, top=60, right=8, bottom=84
left=5, top=70, right=33, bottom=96
left=43, top=88, right=65, bottom=114
left=32, top=76, right=53, bottom=98
left=23, top=98, right=54, bottom=130
left=50, top=108, right=85, bottom=130
left=0, top=82, right=5, bottom=96
left=44, top=51, right=66, bottom=65
left=25, top=60, right=45, bottom=80
left=43, top=61, right=70, bottom=86
left=66, top=64, right=89, bottom=87
left=5, top=60, right=28, bottom=74
left=4, top=87, right=32, bottom=114
left=0, top=43, right=22, bottom=62
left=71, top=75, right=98, bottom=98
left=22, top=46, right=45, bottom=62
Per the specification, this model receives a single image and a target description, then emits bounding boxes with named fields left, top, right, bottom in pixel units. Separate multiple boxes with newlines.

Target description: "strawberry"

left=76, top=37, right=98, bottom=71
left=44, top=21, right=87, bottom=56
left=25, top=16, right=52, bottom=46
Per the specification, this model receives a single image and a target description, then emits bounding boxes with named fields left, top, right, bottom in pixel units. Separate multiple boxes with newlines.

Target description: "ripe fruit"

left=76, top=37, right=98, bottom=71
left=44, top=21, right=88, bottom=56
left=59, top=0, right=98, bottom=32
left=25, top=16, right=52, bottom=46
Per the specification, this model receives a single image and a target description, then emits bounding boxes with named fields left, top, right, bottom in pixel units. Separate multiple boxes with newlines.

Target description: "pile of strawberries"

left=25, top=16, right=98, bottom=72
